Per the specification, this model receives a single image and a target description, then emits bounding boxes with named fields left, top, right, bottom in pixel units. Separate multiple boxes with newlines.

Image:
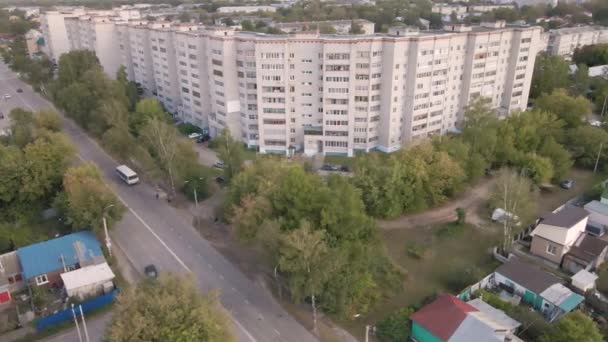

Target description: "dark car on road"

left=16, top=88, right=23, bottom=93
left=144, top=264, right=158, bottom=278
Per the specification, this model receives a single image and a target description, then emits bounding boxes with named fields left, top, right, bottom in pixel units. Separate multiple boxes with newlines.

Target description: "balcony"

left=303, top=124, right=323, bottom=136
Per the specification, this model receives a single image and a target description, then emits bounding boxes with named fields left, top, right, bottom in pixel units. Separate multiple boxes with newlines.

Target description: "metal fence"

left=35, top=288, right=119, bottom=332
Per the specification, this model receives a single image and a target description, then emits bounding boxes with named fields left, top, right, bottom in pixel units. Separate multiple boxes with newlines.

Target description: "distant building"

left=217, top=6, right=277, bottom=14
left=545, top=26, right=608, bottom=59
left=272, top=19, right=375, bottom=35
left=24, top=29, right=44, bottom=57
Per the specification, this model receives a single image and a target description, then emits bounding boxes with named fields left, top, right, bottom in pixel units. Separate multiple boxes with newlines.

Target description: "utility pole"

left=71, top=304, right=83, bottom=342
left=365, top=325, right=370, bottom=342
left=79, top=305, right=90, bottom=342
left=594, top=143, right=603, bottom=174
left=103, top=204, right=115, bottom=258
left=601, top=95, right=607, bottom=119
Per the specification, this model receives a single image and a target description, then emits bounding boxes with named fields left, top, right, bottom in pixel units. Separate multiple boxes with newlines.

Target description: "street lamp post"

left=103, top=204, right=115, bottom=258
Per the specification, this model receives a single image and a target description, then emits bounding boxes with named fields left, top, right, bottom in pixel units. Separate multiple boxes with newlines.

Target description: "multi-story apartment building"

left=55, top=18, right=541, bottom=156
left=65, top=16, right=125, bottom=78
left=41, top=8, right=140, bottom=65
left=40, top=10, right=85, bottom=63
left=544, top=26, right=608, bottom=58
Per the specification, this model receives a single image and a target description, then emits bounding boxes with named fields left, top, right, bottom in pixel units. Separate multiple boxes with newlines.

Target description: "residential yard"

left=339, top=222, right=500, bottom=341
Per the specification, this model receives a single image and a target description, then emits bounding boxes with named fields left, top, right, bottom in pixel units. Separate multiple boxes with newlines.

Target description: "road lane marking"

left=231, top=317, right=259, bottom=342
left=71, top=123, right=260, bottom=342
left=274, top=328, right=281, bottom=336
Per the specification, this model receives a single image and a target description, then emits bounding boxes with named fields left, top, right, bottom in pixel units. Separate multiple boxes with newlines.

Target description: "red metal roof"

left=410, top=294, right=477, bottom=341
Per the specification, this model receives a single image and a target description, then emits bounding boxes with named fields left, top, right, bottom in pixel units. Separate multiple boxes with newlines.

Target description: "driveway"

left=378, top=177, right=496, bottom=230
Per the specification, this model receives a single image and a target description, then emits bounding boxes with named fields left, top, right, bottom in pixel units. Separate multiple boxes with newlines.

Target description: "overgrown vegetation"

left=0, top=108, right=123, bottom=252
left=226, top=158, right=401, bottom=324
left=49, top=51, right=213, bottom=199
left=107, top=274, right=234, bottom=342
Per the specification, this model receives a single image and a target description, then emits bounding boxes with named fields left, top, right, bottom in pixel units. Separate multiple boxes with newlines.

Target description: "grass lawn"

left=342, top=223, right=500, bottom=340
left=536, top=168, right=604, bottom=214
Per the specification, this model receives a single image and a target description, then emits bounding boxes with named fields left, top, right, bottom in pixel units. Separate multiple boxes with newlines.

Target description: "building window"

left=35, top=274, right=49, bottom=286
left=546, top=244, right=557, bottom=255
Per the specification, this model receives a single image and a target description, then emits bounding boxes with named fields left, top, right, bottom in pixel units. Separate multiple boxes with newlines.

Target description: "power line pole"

left=71, top=304, right=83, bottom=342
left=594, top=143, right=603, bottom=174
left=79, top=305, right=90, bottom=342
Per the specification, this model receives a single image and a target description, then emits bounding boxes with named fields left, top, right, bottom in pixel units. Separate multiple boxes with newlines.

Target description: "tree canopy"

left=530, top=55, right=571, bottom=99
left=539, top=311, right=603, bottom=342
left=106, top=274, right=234, bottom=342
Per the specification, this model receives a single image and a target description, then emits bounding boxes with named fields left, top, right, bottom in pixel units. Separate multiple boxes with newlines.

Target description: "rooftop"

left=468, top=298, right=521, bottom=331
left=566, top=233, right=608, bottom=263
left=584, top=200, right=608, bottom=216
left=539, top=283, right=584, bottom=312
left=60, top=262, right=115, bottom=292
left=540, top=206, right=589, bottom=228
left=495, top=257, right=562, bottom=294
left=410, top=294, right=477, bottom=341
left=549, top=25, right=608, bottom=36
left=17, top=231, right=104, bottom=280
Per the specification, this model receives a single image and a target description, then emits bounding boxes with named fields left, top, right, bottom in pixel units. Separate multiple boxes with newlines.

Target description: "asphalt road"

left=0, top=63, right=317, bottom=342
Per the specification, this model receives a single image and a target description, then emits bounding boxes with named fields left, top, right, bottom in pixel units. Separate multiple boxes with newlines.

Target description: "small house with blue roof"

left=17, top=232, right=104, bottom=288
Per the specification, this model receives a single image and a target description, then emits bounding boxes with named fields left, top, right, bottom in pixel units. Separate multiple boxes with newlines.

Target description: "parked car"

left=144, top=264, right=158, bottom=278
left=590, top=120, right=602, bottom=127
left=560, top=179, right=575, bottom=189
left=0, top=112, right=4, bottom=119
left=491, top=208, right=520, bottom=225
left=16, top=88, right=23, bottom=93
left=213, top=161, right=225, bottom=169
left=3, top=94, right=11, bottom=100
left=188, top=132, right=202, bottom=140
left=321, top=164, right=340, bottom=171
left=215, top=176, right=226, bottom=185
left=196, top=134, right=210, bottom=143
left=340, top=165, right=350, bottom=172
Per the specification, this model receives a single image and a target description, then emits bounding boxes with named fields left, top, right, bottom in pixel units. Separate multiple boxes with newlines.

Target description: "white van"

left=116, top=165, right=139, bottom=185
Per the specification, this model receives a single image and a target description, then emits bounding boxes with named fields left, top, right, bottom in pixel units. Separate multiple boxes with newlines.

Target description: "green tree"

left=215, top=129, right=245, bottom=182
left=571, top=64, right=590, bottom=96
left=376, top=307, right=414, bottom=342
left=318, top=23, right=337, bottom=34
left=140, top=118, right=180, bottom=195
left=279, top=222, right=332, bottom=335
left=106, top=274, right=234, bottom=342
left=35, top=110, right=62, bottom=132
left=530, top=55, right=571, bottom=98
left=116, top=66, right=139, bottom=111
left=519, top=152, right=554, bottom=185
left=568, top=125, right=608, bottom=169
left=539, top=137, right=573, bottom=181
left=129, top=98, right=168, bottom=136
left=573, top=43, right=608, bottom=67
left=539, top=311, right=603, bottom=342
left=535, top=89, right=592, bottom=128
left=9, top=108, right=35, bottom=148
left=20, top=133, right=75, bottom=203
left=58, top=163, right=124, bottom=232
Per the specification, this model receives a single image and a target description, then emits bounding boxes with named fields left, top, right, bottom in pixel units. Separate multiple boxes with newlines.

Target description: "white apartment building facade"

left=545, top=26, right=608, bottom=59
left=56, top=18, right=541, bottom=156
left=40, top=10, right=85, bottom=63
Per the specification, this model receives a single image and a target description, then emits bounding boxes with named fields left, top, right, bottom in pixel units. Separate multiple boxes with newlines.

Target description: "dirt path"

left=378, top=177, right=496, bottom=230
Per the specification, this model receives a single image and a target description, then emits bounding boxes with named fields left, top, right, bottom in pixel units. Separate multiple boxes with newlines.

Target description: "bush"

left=405, top=243, right=427, bottom=260
left=435, top=223, right=466, bottom=239
left=176, top=122, right=202, bottom=135
left=376, top=307, right=414, bottom=342
left=442, top=263, right=481, bottom=292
